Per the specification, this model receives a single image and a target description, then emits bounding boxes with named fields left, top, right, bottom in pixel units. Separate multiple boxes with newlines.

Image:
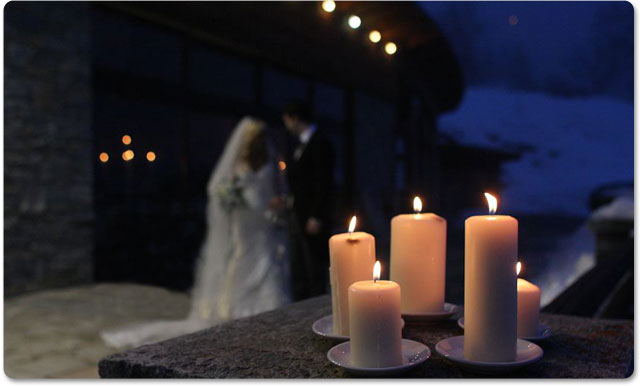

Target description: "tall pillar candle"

left=390, top=196, right=447, bottom=313
left=349, top=261, right=403, bottom=368
left=464, top=193, right=517, bottom=362
left=329, top=216, right=375, bottom=336
left=517, top=262, right=541, bottom=337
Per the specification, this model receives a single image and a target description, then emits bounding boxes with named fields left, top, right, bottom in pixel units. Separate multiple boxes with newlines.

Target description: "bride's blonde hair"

left=241, top=117, right=268, bottom=171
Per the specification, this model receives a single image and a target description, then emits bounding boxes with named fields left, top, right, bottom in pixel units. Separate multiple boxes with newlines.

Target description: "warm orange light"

left=373, top=261, right=381, bottom=282
left=369, top=30, right=381, bottom=43
left=348, top=215, right=357, bottom=233
left=413, top=196, right=423, bottom=213
left=385, top=42, right=397, bottom=55
left=146, top=151, right=156, bottom=162
left=517, top=261, right=522, bottom=276
left=99, top=152, right=109, bottom=163
left=278, top=161, right=287, bottom=171
left=484, top=192, right=497, bottom=215
left=122, top=135, right=132, bottom=145
left=322, top=0, right=336, bottom=13
left=122, top=149, right=134, bottom=161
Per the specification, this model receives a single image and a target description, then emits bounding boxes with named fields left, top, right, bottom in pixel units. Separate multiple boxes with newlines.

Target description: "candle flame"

left=413, top=196, right=423, bottom=213
left=517, top=261, right=522, bottom=276
left=348, top=216, right=357, bottom=233
left=373, top=260, right=381, bottom=282
left=484, top=192, right=497, bottom=215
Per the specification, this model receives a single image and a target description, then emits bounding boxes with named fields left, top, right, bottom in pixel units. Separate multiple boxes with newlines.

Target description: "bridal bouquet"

left=217, top=176, right=247, bottom=212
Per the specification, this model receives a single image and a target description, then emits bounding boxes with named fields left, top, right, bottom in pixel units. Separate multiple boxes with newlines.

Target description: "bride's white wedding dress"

left=101, top=117, right=291, bottom=349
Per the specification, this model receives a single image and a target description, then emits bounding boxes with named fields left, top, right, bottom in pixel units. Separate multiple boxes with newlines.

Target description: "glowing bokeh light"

left=322, top=0, right=336, bottom=13
left=122, top=135, right=132, bottom=145
left=369, top=30, right=381, bottom=43
left=384, top=42, right=397, bottom=55
left=99, top=152, right=109, bottom=163
left=348, top=15, right=361, bottom=29
left=146, top=151, right=156, bottom=162
left=122, top=149, right=134, bottom=161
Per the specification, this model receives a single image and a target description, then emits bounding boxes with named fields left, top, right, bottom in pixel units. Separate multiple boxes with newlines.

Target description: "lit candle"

left=517, top=262, right=541, bottom=337
left=348, top=261, right=403, bottom=368
left=464, top=193, right=517, bottom=362
left=390, top=196, right=447, bottom=313
left=329, top=216, right=375, bottom=336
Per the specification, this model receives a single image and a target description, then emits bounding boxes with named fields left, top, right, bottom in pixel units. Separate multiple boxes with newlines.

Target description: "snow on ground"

left=438, top=87, right=634, bottom=216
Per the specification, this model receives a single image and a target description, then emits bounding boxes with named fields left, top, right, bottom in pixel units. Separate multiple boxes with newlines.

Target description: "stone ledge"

left=99, top=296, right=633, bottom=378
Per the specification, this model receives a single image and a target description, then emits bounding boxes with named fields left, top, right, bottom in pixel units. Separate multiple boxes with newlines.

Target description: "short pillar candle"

left=329, top=216, right=375, bottom=336
left=348, top=261, right=403, bottom=368
left=390, top=196, right=447, bottom=313
left=517, top=262, right=541, bottom=337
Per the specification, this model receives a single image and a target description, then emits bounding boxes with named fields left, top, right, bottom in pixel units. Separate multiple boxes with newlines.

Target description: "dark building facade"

left=5, top=2, right=469, bottom=294
left=5, top=3, right=94, bottom=295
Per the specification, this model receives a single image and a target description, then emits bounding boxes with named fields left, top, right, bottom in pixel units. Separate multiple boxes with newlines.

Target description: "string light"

left=369, top=30, right=381, bottom=43
left=385, top=42, right=397, bottom=55
left=146, top=151, right=156, bottom=162
left=348, top=15, right=361, bottom=29
left=122, top=135, right=132, bottom=145
left=99, top=152, right=109, bottom=163
left=321, top=0, right=335, bottom=13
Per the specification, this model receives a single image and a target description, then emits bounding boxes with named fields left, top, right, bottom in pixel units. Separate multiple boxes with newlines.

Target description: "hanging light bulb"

left=385, top=42, right=397, bottom=55
left=322, top=0, right=336, bottom=13
left=348, top=15, right=361, bottom=29
left=369, top=30, right=382, bottom=43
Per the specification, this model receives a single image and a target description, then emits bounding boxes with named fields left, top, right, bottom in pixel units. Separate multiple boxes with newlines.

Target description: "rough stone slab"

left=98, top=296, right=633, bottom=378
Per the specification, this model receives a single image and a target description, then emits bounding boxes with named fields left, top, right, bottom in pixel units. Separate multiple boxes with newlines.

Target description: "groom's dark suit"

left=287, top=128, right=335, bottom=301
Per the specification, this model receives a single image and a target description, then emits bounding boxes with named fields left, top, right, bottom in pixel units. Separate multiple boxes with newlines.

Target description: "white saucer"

left=327, top=339, right=431, bottom=376
left=435, top=335, right=543, bottom=374
left=312, top=315, right=406, bottom=340
left=457, top=317, right=551, bottom=342
left=402, top=302, right=460, bottom=323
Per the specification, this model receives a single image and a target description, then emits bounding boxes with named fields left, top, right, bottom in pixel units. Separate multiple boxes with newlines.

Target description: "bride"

left=101, top=117, right=291, bottom=348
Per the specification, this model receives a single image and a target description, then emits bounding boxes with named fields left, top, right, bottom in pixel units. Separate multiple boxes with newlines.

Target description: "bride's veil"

left=101, top=116, right=264, bottom=348
left=189, top=116, right=261, bottom=321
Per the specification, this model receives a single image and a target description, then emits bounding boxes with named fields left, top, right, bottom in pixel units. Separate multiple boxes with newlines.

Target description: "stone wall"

left=4, top=2, right=93, bottom=295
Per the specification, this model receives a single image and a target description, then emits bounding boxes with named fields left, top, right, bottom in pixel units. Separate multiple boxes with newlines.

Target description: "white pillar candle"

left=464, top=193, right=517, bottom=362
left=517, top=262, right=541, bottom=337
left=390, top=196, right=447, bottom=313
left=349, top=261, right=403, bottom=368
left=329, top=216, right=375, bottom=336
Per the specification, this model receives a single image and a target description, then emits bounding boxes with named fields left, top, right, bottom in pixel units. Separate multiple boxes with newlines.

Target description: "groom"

left=282, top=100, right=335, bottom=301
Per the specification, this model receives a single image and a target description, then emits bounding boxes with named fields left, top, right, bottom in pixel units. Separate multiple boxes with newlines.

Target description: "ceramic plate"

left=312, top=315, right=405, bottom=340
left=435, top=335, right=543, bottom=374
left=402, top=302, right=460, bottom=323
left=327, top=339, right=431, bottom=376
left=457, top=318, right=551, bottom=342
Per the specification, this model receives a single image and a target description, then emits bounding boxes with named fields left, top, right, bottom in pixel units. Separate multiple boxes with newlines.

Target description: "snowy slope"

left=438, top=87, right=634, bottom=216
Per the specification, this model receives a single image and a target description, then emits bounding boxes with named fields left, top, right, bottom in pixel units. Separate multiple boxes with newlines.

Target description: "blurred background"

left=4, top=1, right=633, bottom=378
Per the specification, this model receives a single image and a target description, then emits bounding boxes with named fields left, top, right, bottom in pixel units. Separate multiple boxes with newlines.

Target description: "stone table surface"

left=98, top=295, right=633, bottom=378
